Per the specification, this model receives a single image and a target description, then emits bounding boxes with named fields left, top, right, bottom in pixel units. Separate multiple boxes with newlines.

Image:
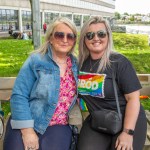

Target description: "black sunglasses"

left=54, top=32, right=76, bottom=42
left=85, top=30, right=108, bottom=40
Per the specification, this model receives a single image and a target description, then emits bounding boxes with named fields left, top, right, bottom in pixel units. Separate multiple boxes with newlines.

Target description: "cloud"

left=115, top=0, right=150, bottom=14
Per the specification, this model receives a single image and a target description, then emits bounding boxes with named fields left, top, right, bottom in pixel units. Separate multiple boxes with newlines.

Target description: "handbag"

left=90, top=70, right=122, bottom=135
left=69, top=125, right=79, bottom=150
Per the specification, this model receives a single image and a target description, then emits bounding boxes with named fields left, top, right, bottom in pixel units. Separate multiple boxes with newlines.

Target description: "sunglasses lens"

left=54, top=32, right=76, bottom=42
left=86, top=32, right=95, bottom=40
left=54, top=32, right=64, bottom=40
left=67, top=33, right=76, bottom=42
left=85, top=30, right=107, bottom=40
left=97, top=31, right=107, bottom=38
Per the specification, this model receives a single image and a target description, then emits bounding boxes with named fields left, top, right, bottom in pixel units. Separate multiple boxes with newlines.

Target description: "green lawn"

left=141, top=99, right=150, bottom=110
left=0, top=33, right=150, bottom=76
left=0, top=33, right=150, bottom=117
left=113, top=33, right=150, bottom=74
left=0, top=39, right=33, bottom=77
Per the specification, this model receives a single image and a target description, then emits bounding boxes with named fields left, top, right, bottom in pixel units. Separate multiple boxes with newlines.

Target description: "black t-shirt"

left=79, top=53, right=142, bottom=115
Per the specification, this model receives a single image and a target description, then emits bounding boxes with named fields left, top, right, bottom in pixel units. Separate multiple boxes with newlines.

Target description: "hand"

left=21, top=128, right=39, bottom=150
left=115, top=132, right=133, bottom=150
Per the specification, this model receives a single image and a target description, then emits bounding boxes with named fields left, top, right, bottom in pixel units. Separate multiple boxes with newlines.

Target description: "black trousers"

left=77, top=108, right=147, bottom=150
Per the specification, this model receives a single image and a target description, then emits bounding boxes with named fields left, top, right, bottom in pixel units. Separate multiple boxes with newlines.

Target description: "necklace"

left=89, top=58, right=100, bottom=72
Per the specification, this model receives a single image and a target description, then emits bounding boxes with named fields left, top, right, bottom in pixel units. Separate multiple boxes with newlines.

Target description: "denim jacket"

left=10, top=46, right=78, bottom=134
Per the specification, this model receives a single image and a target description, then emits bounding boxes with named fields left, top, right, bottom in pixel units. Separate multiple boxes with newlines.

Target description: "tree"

left=115, top=12, right=121, bottom=20
left=130, top=15, right=135, bottom=22
left=124, top=12, right=129, bottom=16
left=29, top=0, right=32, bottom=7
left=29, top=0, right=33, bottom=43
left=29, top=0, right=41, bottom=49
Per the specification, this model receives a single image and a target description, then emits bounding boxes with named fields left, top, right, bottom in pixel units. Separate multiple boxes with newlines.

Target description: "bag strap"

left=112, top=70, right=122, bottom=120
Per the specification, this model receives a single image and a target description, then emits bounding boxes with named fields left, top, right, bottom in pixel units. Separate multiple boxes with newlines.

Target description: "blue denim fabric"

left=10, top=45, right=78, bottom=134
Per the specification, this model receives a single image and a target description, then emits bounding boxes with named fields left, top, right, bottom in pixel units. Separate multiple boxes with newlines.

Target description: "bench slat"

left=0, top=77, right=16, bottom=90
left=0, top=90, right=12, bottom=101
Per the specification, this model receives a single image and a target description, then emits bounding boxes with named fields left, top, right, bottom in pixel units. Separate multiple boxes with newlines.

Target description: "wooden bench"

left=0, top=74, right=150, bottom=124
left=0, top=77, right=16, bottom=102
left=0, top=77, right=83, bottom=130
left=0, top=75, right=150, bottom=149
left=137, top=74, right=150, bottom=96
left=0, top=74, right=150, bottom=117
left=0, top=73, right=149, bottom=103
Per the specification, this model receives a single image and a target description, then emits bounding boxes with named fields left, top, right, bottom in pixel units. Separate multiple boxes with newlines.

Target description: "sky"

left=115, top=0, right=150, bottom=15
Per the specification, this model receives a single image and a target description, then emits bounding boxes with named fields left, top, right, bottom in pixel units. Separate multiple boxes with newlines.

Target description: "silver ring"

left=28, top=147, right=35, bottom=150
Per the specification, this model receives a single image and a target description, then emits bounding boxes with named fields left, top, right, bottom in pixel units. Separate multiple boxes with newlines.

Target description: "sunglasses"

left=54, top=32, right=76, bottom=42
left=85, top=30, right=108, bottom=40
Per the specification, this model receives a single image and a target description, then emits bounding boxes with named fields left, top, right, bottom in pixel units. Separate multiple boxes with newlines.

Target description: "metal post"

left=32, top=0, right=41, bottom=50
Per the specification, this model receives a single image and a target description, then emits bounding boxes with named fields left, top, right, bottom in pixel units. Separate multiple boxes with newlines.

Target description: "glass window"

left=14, top=10, right=18, bottom=20
left=61, top=13, right=72, bottom=20
left=6, top=10, right=11, bottom=21
left=83, top=15, right=90, bottom=23
left=6, top=10, right=10, bottom=15
left=45, top=12, right=59, bottom=24
left=73, top=14, right=81, bottom=27
left=0, top=9, right=19, bottom=32
left=2, top=10, right=6, bottom=21
left=10, top=10, right=14, bottom=15
left=22, top=10, right=31, bottom=30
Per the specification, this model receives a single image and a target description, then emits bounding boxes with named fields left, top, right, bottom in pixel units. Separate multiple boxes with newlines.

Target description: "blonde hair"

left=34, top=17, right=77, bottom=55
left=78, top=16, right=115, bottom=72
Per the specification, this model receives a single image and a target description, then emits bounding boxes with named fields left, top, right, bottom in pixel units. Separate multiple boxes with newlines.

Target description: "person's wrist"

left=21, top=128, right=34, bottom=135
left=123, top=128, right=134, bottom=136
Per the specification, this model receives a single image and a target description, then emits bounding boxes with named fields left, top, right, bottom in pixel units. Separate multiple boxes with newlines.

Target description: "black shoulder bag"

left=90, top=71, right=123, bottom=135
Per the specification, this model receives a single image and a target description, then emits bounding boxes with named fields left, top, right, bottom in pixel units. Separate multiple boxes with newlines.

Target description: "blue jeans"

left=4, top=117, right=72, bottom=150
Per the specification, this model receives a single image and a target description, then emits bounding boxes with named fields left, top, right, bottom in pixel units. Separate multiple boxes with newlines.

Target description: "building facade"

left=0, top=0, right=115, bottom=33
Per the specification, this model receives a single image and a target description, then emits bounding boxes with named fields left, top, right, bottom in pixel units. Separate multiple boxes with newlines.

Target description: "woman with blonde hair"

left=4, top=17, right=78, bottom=150
left=77, top=16, right=147, bottom=150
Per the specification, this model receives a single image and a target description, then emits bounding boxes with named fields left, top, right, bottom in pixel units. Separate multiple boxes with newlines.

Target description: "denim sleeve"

left=10, top=55, right=36, bottom=129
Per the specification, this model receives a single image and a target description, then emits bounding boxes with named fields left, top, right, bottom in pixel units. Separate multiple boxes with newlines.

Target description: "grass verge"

left=0, top=33, right=150, bottom=117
